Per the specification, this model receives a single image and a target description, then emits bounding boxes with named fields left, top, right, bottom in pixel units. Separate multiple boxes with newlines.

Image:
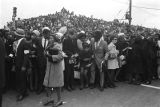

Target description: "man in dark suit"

left=36, top=27, right=50, bottom=94
left=63, top=30, right=77, bottom=91
left=0, top=29, right=6, bottom=107
left=4, top=32, right=16, bottom=90
left=14, top=28, right=28, bottom=101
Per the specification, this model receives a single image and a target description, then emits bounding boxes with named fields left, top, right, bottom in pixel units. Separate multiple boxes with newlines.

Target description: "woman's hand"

left=116, top=50, right=119, bottom=54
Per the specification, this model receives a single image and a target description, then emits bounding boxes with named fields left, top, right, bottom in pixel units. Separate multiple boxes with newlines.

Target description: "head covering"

left=55, top=32, right=63, bottom=40
left=118, top=33, right=125, bottom=37
left=32, top=30, right=40, bottom=36
left=80, top=31, right=85, bottom=34
left=14, top=28, right=25, bottom=37
left=42, top=27, right=50, bottom=32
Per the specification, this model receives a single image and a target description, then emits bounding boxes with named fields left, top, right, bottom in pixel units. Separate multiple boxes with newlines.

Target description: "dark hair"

left=26, top=31, right=32, bottom=36
left=110, top=36, right=117, bottom=41
left=94, top=31, right=102, bottom=41
left=78, top=33, right=86, bottom=39
left=69, top=29, right=74, bottom=35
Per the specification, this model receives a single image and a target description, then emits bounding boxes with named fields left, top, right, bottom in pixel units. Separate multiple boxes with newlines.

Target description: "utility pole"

left=12, top=7, right=17, bottom=30
left=129, top=0, right=132, bottom=26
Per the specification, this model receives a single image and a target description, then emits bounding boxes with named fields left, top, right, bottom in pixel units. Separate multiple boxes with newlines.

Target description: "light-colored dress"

left=43, top=43, right=65, bottom=88
left=107, top=42, right=119, bottom=70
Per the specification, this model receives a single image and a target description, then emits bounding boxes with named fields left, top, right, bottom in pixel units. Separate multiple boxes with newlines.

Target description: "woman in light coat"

left=107, top=36, right=119, bottom=88
left=43, top=33, right=65, bottom=107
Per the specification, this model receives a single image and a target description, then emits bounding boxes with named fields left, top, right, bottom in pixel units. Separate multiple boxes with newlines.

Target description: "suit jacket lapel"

left=95, top=39, right=102, bottom=50
left=16, top=38, right=24, bottom=52
left=37, top=37, right=43, bottom=49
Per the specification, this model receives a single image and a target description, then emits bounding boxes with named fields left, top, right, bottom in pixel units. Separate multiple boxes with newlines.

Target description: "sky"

left=1, top=0, right=160, bottom=29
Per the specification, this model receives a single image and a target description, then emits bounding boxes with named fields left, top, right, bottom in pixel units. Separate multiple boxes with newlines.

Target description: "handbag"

left=47, top=49, right=59, bottom=63
left=108, top=53, right=117, bottom=59
left=48, top=55, right=57, bottom=63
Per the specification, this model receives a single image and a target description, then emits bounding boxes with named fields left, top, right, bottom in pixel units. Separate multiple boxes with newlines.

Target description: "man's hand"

left=21, top=67, right=26, bottom=71
left=44, top=51, right=49, bottom=56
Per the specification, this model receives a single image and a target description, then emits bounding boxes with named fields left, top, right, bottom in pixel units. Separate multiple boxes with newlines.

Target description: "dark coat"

left=15, top=38, right=26, bottom=69
left=35, top=37, right=47, bottom=68
left=63, top=37, right=77, bottom=57
left=0, top=37, right=6, bottom=88
left=116, top=41, right=129, bottom=56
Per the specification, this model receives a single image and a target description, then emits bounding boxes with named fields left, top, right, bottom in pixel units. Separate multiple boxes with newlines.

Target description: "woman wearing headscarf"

left=43, top=33, right=65, bottom=107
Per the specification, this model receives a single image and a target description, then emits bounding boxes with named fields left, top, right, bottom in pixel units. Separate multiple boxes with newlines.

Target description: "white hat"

left=118, top=33, right=125, bottom=36
left=14, top=28, right=25, bottom=37
left=32, top=30, right=40, bottom=36
left=56, top=32, right=63, bottom=39
left=42, top=27, right=50, bottom=32
left=80, top=31, right=85, bottom=34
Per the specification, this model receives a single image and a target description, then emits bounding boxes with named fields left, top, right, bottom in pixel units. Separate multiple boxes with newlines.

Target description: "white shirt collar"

left=17, top=38, right=24, bottom=49
left=95, top=37, right=102, bottom=49
left=14, top=38, right=24, bottom=55
left=42, top=37, right=48, bottom=48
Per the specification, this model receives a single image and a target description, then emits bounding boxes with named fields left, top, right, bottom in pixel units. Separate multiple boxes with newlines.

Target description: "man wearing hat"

left=13, top=28, right=29, bottom=101
left=36, top=27, right=50, bottom=94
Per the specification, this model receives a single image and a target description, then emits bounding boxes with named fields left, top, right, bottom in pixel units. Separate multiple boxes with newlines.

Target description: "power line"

left=132, top=5, right=160, bottom=11
left=112, top=0, right=160, bottom=11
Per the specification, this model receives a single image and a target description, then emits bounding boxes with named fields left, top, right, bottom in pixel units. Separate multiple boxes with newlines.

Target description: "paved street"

left=2, top=80, right=160, bottom=107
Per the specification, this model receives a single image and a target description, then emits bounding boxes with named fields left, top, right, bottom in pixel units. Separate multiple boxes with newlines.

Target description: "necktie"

left=95, top=42, right=98, bottom=49
left=44, top=39, right=46, bottom=50
left=13, top=41, right=18, bottom=53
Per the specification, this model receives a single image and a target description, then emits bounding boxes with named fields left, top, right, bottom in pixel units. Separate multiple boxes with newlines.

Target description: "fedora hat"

left=14, top=28, right=25, bottom=37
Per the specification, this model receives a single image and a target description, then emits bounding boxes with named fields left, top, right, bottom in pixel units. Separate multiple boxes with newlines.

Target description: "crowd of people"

left=1, top=8, right=160, bottom=107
